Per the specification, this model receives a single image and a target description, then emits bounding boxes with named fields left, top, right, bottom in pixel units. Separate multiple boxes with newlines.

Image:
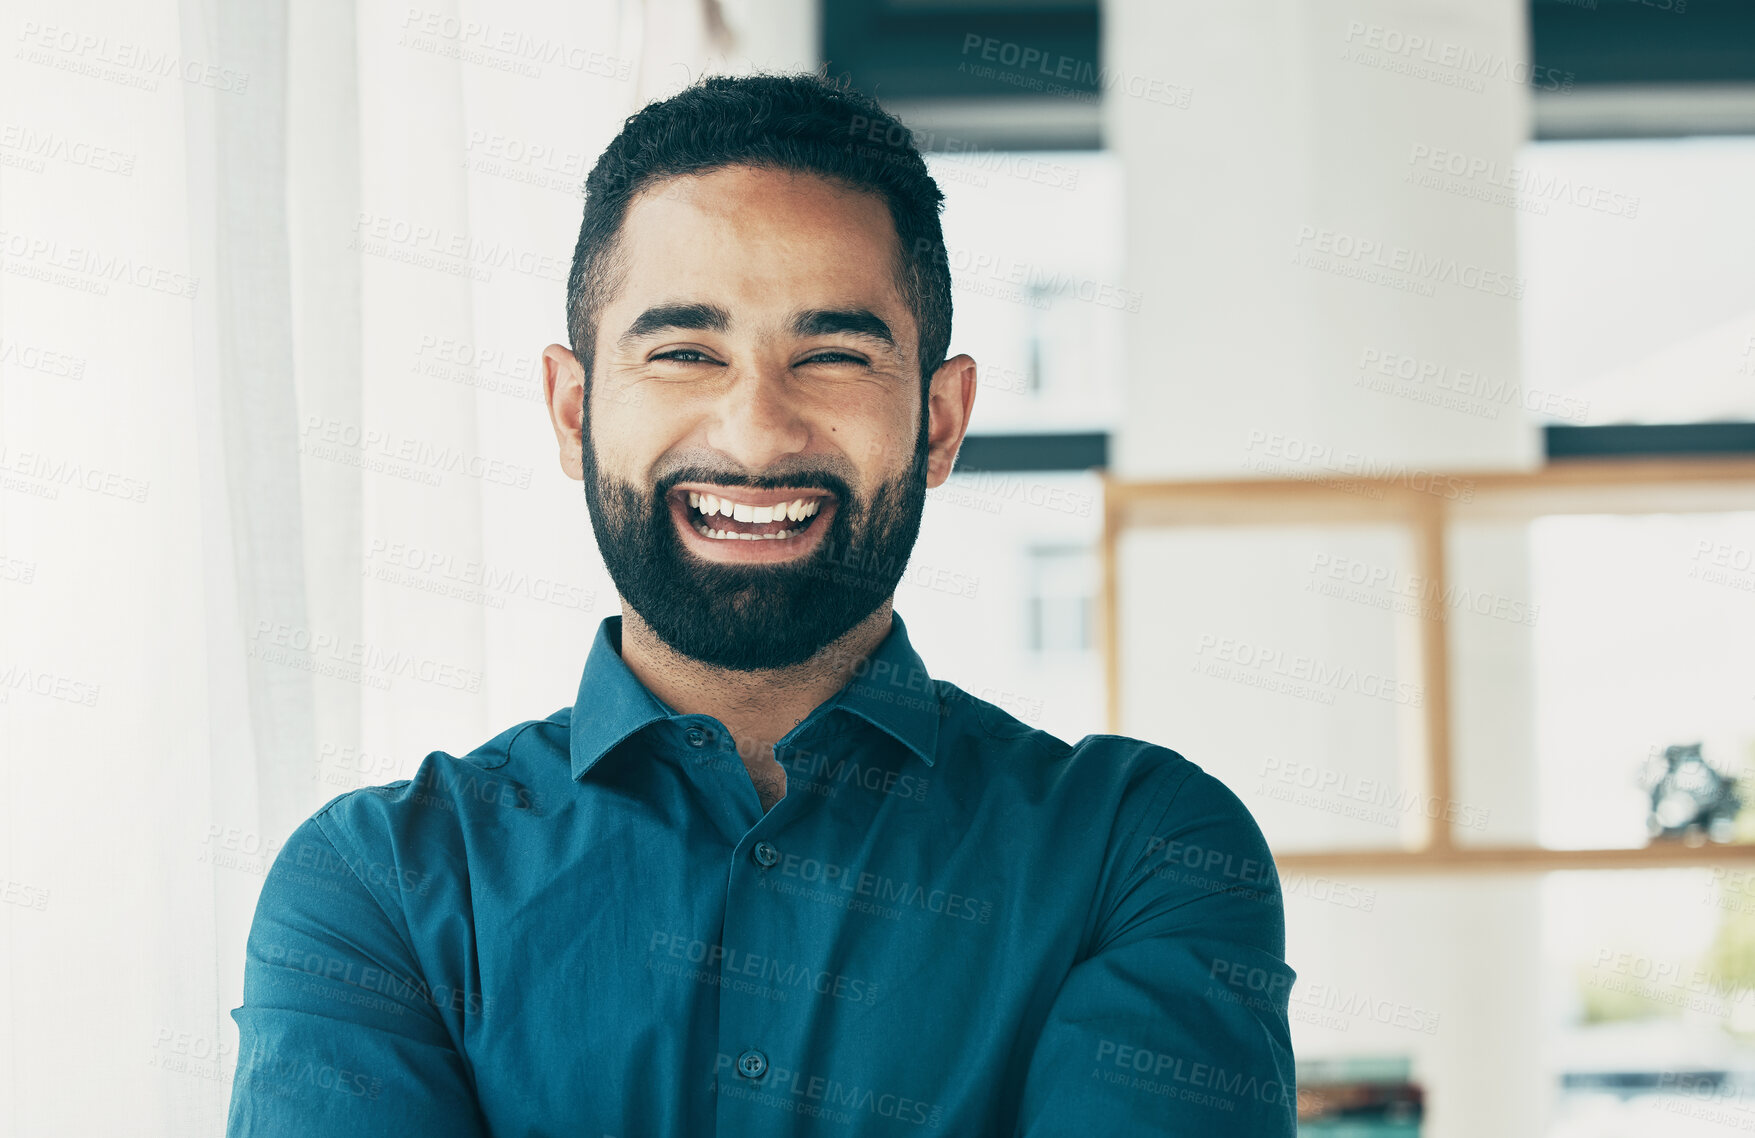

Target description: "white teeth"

left=692, top=521, right=799, bottom=541
left=686, top=491, right=826, bottom=524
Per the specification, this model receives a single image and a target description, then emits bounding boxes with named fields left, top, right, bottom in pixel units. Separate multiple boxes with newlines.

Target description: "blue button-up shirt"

left=227, top=613, right=1296, bottom=1136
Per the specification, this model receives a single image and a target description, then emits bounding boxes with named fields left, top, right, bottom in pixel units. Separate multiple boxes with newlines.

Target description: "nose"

left=703, top=364, right=811, bottom=474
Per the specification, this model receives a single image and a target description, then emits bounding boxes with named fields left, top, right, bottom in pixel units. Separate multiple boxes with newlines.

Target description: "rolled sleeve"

left=1015, top=759, right=1298, bottom=1136
left=226, top=807, right=489, bottom=1137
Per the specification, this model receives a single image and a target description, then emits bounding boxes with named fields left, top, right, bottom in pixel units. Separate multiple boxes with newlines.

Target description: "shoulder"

left=937, top=678, right=1202, bottom=795
left=303, top=711, right=569, bottom=859
left=933, top=681, right=1258, bottom=843
left=1062, top=735, right=1270, bottom=883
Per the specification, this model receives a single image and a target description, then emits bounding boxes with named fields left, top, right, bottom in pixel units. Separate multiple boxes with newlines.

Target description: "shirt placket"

left=669, top=716, right=844, bottom=1134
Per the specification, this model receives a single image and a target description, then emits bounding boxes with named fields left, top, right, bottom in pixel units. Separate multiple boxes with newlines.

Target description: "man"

left=228, top=72, right=1296, bottom=1136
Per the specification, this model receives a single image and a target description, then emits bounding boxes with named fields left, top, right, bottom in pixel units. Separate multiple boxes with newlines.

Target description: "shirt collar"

left=569, top=612, right=941, bottom=781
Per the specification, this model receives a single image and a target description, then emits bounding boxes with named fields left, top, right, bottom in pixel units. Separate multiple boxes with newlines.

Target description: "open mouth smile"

left=667, top=483, right=839, bottom=562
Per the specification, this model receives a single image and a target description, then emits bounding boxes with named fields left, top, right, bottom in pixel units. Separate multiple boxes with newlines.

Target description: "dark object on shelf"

left=1298, top=1056, right=1423, bottom=1135
left=1298, top=1080, right=1423, bottom=1121
left=1562, top=1069, right=1728, bottom=1092
left=1641, top=742, right=1741, bottom=844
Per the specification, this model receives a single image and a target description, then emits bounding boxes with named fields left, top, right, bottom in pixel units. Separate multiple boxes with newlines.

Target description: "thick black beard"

left=581, top=428, right=930, bottom=672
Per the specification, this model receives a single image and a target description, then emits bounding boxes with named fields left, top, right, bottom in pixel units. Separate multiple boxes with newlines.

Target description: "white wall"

left=1103, top=2, right=1547, bottom=1133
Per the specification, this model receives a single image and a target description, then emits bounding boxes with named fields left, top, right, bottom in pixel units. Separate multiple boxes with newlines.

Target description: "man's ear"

left=543, top=344, right=586, bottom=481
left=924, top=353, right=978, bottom=489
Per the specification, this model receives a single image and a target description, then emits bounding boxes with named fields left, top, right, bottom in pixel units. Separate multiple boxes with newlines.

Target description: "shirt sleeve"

left=1014, top=756, right=1298, bottom=1136
left=226, top=805, right=491, bottom=1137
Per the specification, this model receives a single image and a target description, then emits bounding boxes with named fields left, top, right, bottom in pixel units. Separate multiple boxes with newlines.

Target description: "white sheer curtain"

left=0, top=0, right=813, bottom=1133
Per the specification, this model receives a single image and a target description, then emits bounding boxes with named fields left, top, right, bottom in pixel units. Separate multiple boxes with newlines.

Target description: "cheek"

left=590, top=388, right=683, bottom=475
left=846, top=422, right=918, bottom=479
left=822, top=385, right=919, bottom=463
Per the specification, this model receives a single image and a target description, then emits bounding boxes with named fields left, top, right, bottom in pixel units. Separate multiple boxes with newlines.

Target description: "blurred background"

left=4, top=0, right=1755, bottom=1134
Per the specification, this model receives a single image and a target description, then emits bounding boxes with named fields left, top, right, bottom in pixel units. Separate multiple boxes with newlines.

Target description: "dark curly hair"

left=565, top=70, right=953, bottom=394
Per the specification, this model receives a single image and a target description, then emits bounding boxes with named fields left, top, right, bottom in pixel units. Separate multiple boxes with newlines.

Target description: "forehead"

left=609, top=166, right=909, bottom=322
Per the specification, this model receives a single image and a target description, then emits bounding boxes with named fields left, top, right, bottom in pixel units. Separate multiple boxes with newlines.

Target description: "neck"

left=616, top=601, right=896, bottom=767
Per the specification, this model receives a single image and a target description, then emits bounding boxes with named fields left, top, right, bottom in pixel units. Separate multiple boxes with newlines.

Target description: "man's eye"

left=800, top=352, right=864, bottom=365
left=652, top=349, right=718, bottom=363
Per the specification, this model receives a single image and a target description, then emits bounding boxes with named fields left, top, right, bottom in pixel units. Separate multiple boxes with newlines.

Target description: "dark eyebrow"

left=615, top=303, right=897, bottom=353
left=616, top=302, right=732, bottom=350
left=789, top=308, right=895, bottom=349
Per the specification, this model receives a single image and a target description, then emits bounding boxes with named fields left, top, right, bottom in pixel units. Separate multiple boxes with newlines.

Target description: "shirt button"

left=752, top=841, right=779, bottom=868
left=736, top=1049, right=768, bottom=1079
left=685, top=727, right=708, bottom=748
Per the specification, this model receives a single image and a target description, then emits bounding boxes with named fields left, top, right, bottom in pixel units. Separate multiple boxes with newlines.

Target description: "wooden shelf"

left=1100, top=456, right=1755, bottom=875
left=1275, top=843, right=1755, bottom=876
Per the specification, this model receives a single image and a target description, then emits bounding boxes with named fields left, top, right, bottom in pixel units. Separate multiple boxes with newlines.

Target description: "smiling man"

left=227, top=73, right=1297, bottom=1137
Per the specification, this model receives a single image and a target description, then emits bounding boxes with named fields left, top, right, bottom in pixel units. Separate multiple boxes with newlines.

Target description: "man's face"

left=545, top=165, right=973, bottom=671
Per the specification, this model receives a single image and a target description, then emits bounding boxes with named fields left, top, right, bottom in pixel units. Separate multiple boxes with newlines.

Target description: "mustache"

left=652, top=465, right=854, bottom=502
